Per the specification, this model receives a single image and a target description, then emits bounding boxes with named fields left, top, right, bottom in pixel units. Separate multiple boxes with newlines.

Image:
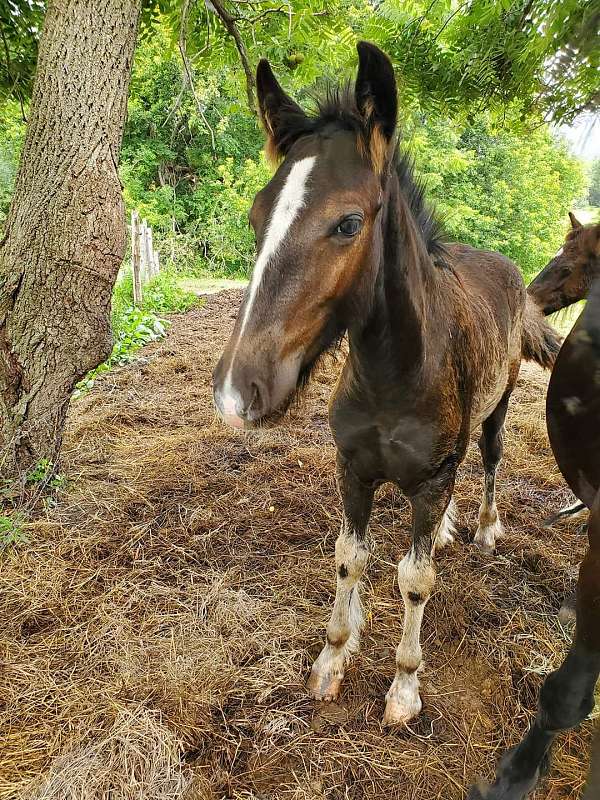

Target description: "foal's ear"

left=256, top=59, right=308, bottom=163
left=355, top=41, right=397, bottom=172
left=569, top=211, right=582, bottom=230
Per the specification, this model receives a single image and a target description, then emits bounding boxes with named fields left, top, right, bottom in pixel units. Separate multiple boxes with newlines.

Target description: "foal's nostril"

left=246, top=380, right=266, bottom=419
left=248, top=382, right=259, bottom=412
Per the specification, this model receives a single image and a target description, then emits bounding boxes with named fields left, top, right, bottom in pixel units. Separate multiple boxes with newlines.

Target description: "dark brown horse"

left=528, top=213, right=600, bottom=316
left=469, top=278, right=600, bottom=799
left=213, top=42, right=561, bottom=725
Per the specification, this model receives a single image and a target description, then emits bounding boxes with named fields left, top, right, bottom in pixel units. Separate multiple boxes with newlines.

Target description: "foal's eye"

left=335, top=215, right=363, bottom=238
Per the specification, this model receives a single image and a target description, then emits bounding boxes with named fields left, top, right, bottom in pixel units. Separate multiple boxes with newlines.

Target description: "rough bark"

left=0, top=0, right=142, bottom=479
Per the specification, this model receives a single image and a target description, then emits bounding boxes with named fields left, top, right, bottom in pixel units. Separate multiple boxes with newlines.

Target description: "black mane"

left=393, top=152, right=448, bottom=266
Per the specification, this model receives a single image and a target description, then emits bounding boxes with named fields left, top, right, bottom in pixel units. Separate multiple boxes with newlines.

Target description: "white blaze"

left=239, top=155, right=317, bottom=337
left=220, top=155, right=317, bottom=414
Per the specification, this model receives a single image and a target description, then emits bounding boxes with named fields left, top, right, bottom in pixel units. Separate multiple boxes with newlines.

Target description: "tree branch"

left=209, top=0, right=256, bottom=114
left=236, top=7, right=286, bottom=24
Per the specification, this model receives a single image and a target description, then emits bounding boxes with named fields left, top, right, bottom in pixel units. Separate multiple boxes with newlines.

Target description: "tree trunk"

left=0, top=0, right=141, bottom=479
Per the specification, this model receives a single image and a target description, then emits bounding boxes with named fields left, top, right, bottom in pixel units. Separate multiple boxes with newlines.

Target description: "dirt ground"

left=0, top=290, right=594, bottom=800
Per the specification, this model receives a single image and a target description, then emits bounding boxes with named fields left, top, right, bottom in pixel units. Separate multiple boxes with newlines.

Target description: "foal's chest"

left=330, top=398, right=446, bottom=492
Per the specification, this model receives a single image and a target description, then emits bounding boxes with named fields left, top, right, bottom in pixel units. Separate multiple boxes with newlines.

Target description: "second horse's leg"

left=307, top=459, right=374, bottom=701
left=468, top=491, right=600, bottom=799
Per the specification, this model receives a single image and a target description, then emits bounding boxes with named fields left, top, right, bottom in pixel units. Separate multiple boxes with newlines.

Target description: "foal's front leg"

left=307, top=460, right=374, bottom=701
left=383, top=486, right=452, bottom=725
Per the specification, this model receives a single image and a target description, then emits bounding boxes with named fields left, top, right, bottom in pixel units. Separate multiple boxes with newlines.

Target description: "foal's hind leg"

left=474, top=391, right=511, bottom=554
left=307, top=460, right=374, bottom=702
left=434, top=495, right=456, bottom=551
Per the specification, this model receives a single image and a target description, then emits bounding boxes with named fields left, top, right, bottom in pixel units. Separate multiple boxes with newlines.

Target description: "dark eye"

left=336, top=215, right=363, bottom=237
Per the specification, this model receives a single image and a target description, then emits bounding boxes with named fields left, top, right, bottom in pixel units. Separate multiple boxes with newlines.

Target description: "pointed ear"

left=569, top=211, right=582, bottom=229
left=256, top=59, right=308, bottom=163
left=355, top=41, right=397, bottom=172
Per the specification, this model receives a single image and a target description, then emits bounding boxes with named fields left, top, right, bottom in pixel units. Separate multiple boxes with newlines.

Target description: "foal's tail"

left=521, top=295, right=562, bottom=369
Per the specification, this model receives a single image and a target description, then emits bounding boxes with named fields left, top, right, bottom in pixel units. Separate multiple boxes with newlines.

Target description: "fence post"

left=130, top=212, right=161, bottom=298
left=131, top=210, right=143, bottom=306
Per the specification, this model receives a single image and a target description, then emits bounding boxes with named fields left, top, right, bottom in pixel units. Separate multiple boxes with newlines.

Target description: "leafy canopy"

left=2, top=1, right=599, bottom=124
left=0, top=1, right=590, bottom=284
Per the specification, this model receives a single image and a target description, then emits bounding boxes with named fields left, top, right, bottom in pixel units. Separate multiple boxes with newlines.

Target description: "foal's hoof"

left=434, top=527, right=455, bottom=552
left=473, top=538, right=495, bottom=556
left=382, top=694, right=422, bottom=726
left=474, top=518, right=503, bottom=554
left=383, top=671, right=422, bottom=725
left=307, top=669, right=342, bottom=702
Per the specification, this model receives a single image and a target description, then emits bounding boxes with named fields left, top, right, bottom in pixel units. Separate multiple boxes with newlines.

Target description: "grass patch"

left=0, top=512, right=27, bottom=549
left=75, top=269, right=201, bottom=399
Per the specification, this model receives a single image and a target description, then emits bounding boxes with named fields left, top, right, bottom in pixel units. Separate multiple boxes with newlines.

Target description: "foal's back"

left=447, top=243, right=526, bottom=330
left=441, top=243, right=527, bottom=427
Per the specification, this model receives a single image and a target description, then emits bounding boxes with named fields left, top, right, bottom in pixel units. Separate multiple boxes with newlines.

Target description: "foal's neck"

left=347, top=169, right=440, bottom=381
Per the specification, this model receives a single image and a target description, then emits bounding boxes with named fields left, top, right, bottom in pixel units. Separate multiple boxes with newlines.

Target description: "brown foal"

left=527, top=213, right=600, bottom=527
left=528, top=212, right=600, bottom=316
left=213, top=42, right=561, bottom=725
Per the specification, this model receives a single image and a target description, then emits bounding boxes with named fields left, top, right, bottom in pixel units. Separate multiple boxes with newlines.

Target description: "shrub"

left=191, top=155, right=271, bottom=277
left=0, top=513, right=27, bottom=549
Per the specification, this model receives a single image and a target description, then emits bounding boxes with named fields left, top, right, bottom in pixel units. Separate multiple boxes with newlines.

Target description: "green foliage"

left=364, top=0, right=599, bottom=125
left=0, top=512, right=27, bottom=549
left=410, top=115, right=586, bottom=279
left=26, top=458, right=66, bottom=489
left=190, top=155, right=271, bottom=276
left=138, top=268, right=200, bottom=313
left=589, top=160, right=600, bottom=207
left=75, top=306, right=168, bottom=398
left=0, top=0, right=44, bottom=105
left=0, top=101, right=26, bottom=229
left=3, top=1, right=598, bottom=124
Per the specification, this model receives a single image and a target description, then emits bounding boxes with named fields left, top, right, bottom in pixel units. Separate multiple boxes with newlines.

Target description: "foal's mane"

left=288, top=83, right=448, bottom=266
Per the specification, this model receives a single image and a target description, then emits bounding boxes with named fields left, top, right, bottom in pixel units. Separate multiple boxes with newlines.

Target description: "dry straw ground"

left=0, top=290, right=595, bottom=800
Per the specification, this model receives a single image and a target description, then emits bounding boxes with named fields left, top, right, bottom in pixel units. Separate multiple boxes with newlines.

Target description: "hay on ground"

left=0, top=290, right=593, bottom=800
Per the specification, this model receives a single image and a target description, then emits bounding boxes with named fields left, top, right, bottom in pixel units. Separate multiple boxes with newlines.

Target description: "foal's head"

left=213, top=42, right=398, bottom=428
left=528, top=213, right=600, bottom=315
